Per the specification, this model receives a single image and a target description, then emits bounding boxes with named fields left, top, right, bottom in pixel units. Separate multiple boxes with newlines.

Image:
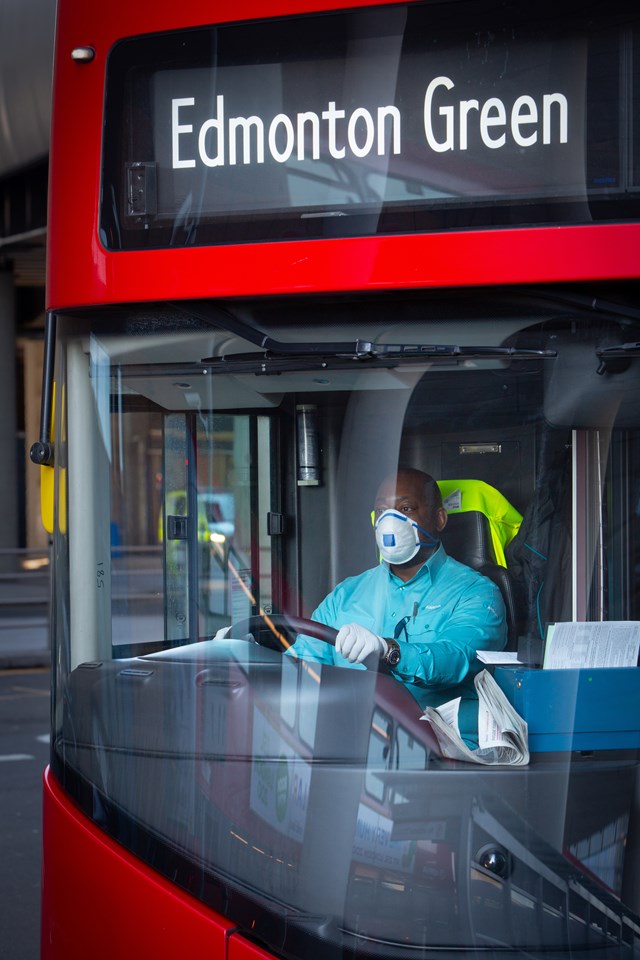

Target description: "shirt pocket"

left=403, top=619, right=435, bottom=644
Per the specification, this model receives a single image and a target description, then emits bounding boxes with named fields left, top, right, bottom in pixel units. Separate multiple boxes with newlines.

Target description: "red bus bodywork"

left=42, top=1, right=640, bottom=958
left=48, top=0, right=640, bottom=314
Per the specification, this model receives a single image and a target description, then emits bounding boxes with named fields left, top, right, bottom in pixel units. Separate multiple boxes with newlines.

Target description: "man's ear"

left=435, top=507, right=448, bottom=533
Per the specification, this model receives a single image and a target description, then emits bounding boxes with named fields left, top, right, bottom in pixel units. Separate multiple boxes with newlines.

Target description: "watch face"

left=387, top=645, right=401, bottom=666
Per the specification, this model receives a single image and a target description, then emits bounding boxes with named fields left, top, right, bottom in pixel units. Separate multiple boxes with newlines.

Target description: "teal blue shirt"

left=290, top=545, right=506, bottom=711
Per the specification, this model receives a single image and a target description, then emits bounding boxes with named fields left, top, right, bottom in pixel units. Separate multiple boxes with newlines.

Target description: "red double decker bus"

left=37, top=1, right=640, bottom=958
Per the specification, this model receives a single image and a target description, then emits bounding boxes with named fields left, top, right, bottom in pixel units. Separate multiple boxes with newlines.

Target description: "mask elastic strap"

left=373, top=510, right=440, bottom=552
left=415, top=524, right=440, bottom=550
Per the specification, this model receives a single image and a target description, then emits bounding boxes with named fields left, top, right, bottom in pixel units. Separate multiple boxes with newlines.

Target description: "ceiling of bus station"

left=0, top=0, right=54, bottom=302
left=0, top=0, right=53, bottom=180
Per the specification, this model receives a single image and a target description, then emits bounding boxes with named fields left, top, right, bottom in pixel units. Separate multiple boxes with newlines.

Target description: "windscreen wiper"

left=595, top=341, right=640, bottom=375
left=178, top=301, right=557, bottom=363
left=596, top=341, right=640, bottom=357
left=344, top=343, right=556, bottom=359
left=118, top=342, right=555, bottom=382
left=201, top=343, right=556, bottom=366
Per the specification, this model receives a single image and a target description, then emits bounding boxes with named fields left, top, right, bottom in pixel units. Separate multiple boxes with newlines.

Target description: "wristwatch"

left=383, top=638, right=401, bottom=667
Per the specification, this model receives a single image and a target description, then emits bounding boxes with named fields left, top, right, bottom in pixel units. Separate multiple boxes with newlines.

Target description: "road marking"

left=12, top=685, right=50, bottom=697
left=0, top=754, right=35, bottom=762
left=0, top=667, right=49, bottom=677
left=36, top=734, right=50, bottom=744
left=0, top=685, right=50, bottom=702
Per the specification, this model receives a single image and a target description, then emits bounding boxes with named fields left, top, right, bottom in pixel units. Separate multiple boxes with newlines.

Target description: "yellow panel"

left=39, top=382, right=62, bottom=534
left=40, top=464, right=54, bottom=535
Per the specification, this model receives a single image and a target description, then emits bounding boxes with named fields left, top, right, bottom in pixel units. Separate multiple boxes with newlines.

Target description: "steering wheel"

left=228, top=614, right=337, bottom=651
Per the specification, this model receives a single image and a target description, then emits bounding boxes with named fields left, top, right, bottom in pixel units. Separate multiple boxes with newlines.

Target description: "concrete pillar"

left=0, top=271, right=18, bottom=571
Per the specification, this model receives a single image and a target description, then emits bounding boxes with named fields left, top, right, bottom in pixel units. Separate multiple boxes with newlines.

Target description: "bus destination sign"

left=102, top=2, right=631, bottom=246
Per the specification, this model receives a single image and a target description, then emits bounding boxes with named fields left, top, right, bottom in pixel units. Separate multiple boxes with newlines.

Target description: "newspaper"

left=476, top=650, right=522, bottom=665
left=421, top=669, right=529, bottom=765
left=543, top=621, right=640, bottom=669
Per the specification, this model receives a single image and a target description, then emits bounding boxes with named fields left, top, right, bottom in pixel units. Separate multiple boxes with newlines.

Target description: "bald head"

left=376, top=468, right=443, bottom=514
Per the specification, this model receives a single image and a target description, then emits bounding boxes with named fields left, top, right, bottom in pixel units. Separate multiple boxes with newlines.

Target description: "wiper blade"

left=179, top=302, right=556, bottom=362
left=118, top=347, right=555, bottom=383
left=203, top=343, right=556, bottom=364
left=595, top=341, right=640, bottom=374
left=117, top=343, right=555, bottom=382
left=596, top=341, right=640, bottom=356
left=359, top=344, right=556, bottom=359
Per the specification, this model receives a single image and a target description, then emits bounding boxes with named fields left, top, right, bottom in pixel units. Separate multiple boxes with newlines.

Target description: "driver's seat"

left=440, top=507, right=520, bottom=650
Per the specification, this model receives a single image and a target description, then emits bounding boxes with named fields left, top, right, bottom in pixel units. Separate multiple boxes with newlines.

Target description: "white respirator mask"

left=374, top=509, right=440, bottom=566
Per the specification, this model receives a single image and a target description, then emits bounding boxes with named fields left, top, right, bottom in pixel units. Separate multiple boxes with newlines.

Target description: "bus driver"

left=290, top=468, right=507, bottom=714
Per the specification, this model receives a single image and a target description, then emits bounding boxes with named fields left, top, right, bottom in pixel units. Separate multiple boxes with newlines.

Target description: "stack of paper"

left=421, top=670, right=529, bottom=766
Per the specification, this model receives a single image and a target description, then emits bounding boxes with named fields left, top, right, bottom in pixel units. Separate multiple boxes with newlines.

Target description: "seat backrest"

left=440, top=510, right=519, bottom=650
left=437, top=479, right=522, bottom=567
left=440, top=509, right=497, bottom=568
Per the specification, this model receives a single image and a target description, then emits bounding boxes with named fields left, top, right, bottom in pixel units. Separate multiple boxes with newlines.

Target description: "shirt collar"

left=386, top=542, right=448, bottom=587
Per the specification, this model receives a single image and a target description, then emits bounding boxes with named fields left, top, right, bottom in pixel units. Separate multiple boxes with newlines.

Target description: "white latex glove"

left=213, top=626, right=231, bottom=640
left=335, top=623, right=387, bottom=664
